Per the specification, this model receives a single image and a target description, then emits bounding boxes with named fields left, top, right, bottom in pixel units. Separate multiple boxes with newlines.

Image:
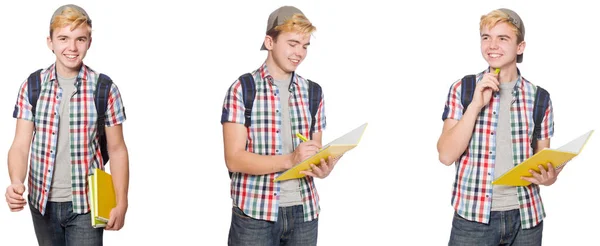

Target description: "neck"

left=265, top=56, right=292, bottom=81
left=55, top=63, right=80, bottom=78
left=493, top=65, right=518, bottom=83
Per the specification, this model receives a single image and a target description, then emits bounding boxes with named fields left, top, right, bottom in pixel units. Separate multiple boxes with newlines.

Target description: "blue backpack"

left=229, top=73, right=322, bottom=178
left=459, top=74, right=550, bottom=152
left=26, top=69, right=113, bottom=165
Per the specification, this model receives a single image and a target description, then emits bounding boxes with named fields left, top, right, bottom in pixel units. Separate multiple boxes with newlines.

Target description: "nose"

left=489, top=38, right=499, bottom=49
left=294, top=45, right=306, bottom=58
left=68, top=40, right=77, bottom=51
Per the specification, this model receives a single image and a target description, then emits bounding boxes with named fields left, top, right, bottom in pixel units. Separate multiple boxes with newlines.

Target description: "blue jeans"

left=228, top=205, right=318, bottom=246
left=29, top=199, right=103, bottom=246
left=449, top=209, right=543, bottom=246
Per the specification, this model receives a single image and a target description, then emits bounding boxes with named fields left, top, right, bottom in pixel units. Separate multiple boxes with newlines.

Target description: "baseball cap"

left=260, top=6, right=304, bottom=50
left=497, top=8, right=525, bottom=63
left=50, top=4, right=92, bottom=27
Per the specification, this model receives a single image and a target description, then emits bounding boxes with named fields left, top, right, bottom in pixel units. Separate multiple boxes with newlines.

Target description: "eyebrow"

left=480, top=33, right=511, bottom=40
left=287, top=39, right=310, bottom=46
left=56, top=35, right=88, bottom=40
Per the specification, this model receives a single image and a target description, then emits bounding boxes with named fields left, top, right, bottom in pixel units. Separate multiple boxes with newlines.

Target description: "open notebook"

left=88, top=168, right=116, bottom=228
left=274, top=122, right=368, bottom=182
left=493, top=130, right=594, bottom=186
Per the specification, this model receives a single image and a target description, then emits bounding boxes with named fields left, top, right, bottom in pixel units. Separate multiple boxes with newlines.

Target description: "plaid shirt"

left=12, top=63, right=126, bottom=215
left=441, top=68, right=554, bottom=229
left=221, top=62, right=326, bottom=222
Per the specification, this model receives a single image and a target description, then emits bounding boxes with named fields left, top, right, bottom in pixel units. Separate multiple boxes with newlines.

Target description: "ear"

left=264, top=35, right=275, bottom=50
left=47, top=36, right=54, bottom=53
left=88, top=36, right=92, bottom=49
left=517, top=40, right=526, bottom=55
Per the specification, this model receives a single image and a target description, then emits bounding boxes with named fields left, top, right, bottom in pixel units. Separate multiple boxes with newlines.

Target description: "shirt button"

left=276, top=150, right=279, bottom=153
left=274, top=193, right=278, bottom=196
left=489, top=151, right=493, bottom=154
left=491, top=132, right=494, bottom=135
left=493, top=111, right=496, bottom=115
left=276, top=130, right=280, bottom=133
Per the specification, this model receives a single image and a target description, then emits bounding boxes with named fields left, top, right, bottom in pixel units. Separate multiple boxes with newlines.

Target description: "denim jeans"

left=29, top=199, right=103, bottom=246
left=449, top=209, right=543, bottom=246
left=228, top=205, right=318, bottom=246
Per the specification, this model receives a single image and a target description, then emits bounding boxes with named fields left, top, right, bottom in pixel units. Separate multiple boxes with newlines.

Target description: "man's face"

left=47, top=24, right=91, bottom=76
left=480, top=22, right=525, bottom=69
left=267, top=31, right=310, bottom=74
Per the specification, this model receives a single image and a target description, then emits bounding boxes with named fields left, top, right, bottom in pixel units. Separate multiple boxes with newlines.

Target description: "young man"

left=438, top=8, right=558, bottom=245
left=221, top=6, right=340, bottom=246
left=4, top=4, right=129, bottom=246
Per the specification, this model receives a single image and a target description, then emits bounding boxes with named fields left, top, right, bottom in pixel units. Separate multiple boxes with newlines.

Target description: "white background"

left=0, top=0, right=598, bottom=245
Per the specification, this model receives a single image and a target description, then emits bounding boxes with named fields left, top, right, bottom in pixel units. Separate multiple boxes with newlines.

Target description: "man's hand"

left=5, top=183, right=26, bottom=212
left=290, top=140, right=321, bottom=169
left=471, top=72, right=500, bottom=109
left=105, top=205, right=128, bottom=231
left=300, top=155, right=343, bottom=179
left=521, top=163, right=564, bottom=186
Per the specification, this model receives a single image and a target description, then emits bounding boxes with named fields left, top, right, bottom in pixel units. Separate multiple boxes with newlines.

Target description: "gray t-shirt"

left=273, top=77, right=302, bottom=207
left=491, top=80, right=519, bottom=211
left=48, top=75, right=76, bottom=202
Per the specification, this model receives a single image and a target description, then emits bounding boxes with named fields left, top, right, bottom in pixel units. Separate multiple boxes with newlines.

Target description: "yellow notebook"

left=88, top=168, right=116, bottom=228
left=492, top=130, right=594, bottom=186
left=274, top=122, right=368, bottom=182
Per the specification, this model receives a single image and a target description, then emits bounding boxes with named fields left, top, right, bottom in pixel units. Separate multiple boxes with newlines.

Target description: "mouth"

left=488, top=53, right=502, bottom=59
left=64, top=54, right=78, bottom=60
left=289, top=58, right=300, bottom=65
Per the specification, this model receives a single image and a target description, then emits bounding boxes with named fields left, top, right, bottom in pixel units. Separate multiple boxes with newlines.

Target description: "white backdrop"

left=0, top=0, right=598, bottom=245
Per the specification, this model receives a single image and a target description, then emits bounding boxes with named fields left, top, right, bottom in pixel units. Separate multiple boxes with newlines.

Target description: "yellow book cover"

left=493, top=130, right=594, bottom=186
left=274, top=122, right=368, bottom=182
left=88, top=174, right=107, bottom=228
left=93, top=168, right=116, bottom=223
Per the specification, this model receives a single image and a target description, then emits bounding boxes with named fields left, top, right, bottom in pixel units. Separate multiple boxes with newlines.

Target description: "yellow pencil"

left=296, top=133, right=308, bottom=142
left=494, top=68, right=500, bottom=74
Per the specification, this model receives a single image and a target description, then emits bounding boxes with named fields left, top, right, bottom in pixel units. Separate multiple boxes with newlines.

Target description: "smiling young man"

left=5, top=4, right=129, bottom=246
left=220, top=6, right=341, bottom=246
left=437, top=8, right=558, bottom=245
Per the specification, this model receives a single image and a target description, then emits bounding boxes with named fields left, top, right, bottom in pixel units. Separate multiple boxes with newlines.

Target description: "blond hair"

left=480, top=10, right=522, bottom=43
left=50, top=6, right=91, bottom=37
left=267, top=13, right=316, bottom=40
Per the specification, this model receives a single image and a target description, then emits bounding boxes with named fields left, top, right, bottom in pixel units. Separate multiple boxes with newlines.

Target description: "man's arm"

left=8, top=119, right=33, bottom=184
left=223, top=123, right=320, bottom=175
left=437, top=106, right=481, bottom=166
left=104, top=124, right=129, bottom=230
left=5, top=119, right=34, bottom=212
left=437, top=73, right=499, bottom=165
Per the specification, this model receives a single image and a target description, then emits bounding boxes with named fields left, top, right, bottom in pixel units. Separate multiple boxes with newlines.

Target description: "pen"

left=296, top=133, right=308, bottom=142
left=494, top=68, right=500, bottom=75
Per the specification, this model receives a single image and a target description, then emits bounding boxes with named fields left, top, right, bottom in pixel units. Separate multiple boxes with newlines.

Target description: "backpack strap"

left=307, top=80, right=322, bottom=139
left=239, top=73, right=256, bottom=128
left=460, top=75, right=477, bottom=115
left=95, top=74, right=113, bottom=165
left=531, top=86, right=550, bottom=152
left=27, top=69, right=43, bottom=116
left=229, top=73, right=256, bottom=178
